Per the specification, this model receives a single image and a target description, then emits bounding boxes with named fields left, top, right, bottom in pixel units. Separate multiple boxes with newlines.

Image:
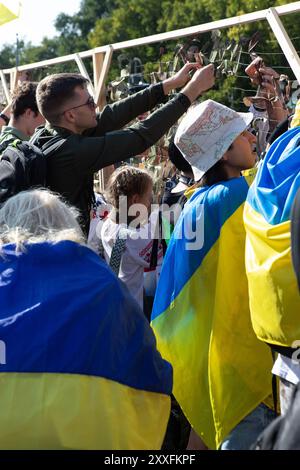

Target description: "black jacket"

left=31, top=84, right=190, bottom=233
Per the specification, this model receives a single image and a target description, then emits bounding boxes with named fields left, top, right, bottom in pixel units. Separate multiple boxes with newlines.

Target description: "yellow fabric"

left=152, top=204, right=272, bottom=449
left=242, top=166, right=258, bottom=186
left=184, top=183, right=199, bottom=200
left=0, top=373, right=170, bottom=450
left=0, top=2, right=17, bottom=26
left=244, top=202, right=300, bottom=346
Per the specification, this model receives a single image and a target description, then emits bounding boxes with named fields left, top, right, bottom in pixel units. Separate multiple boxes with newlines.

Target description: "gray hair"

left=0, top=189, right=85, bottom=251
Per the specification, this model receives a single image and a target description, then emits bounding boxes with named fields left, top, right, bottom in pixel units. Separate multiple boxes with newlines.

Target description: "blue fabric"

left=152, top=177, right=249, bottom=320
left=0, top=241, right=172, bottom=395
left=247, top=127, right=300, bottom=225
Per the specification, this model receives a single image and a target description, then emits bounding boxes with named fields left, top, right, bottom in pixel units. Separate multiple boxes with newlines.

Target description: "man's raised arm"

left=87, top=63, right=208, bottom=136
left=78, top=64, right=215, bottom=172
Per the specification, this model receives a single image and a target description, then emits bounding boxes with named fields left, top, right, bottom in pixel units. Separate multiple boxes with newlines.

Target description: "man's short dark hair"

left=36, top=73, right=89, bottom=123
left=11, top=81, right=39, bottom=119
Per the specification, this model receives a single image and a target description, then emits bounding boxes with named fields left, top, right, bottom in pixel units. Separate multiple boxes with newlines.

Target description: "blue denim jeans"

left=220, top=403, right=276, bottom=450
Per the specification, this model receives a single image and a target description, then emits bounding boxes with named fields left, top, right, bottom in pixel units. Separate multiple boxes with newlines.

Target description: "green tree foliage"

left=0, top=0, right=299, bottom=109
left=89, top=0, right=164, bottom=46
left=88, top=0, right=165, bottom=80
left=157, top=0, right=211, bottom=31
left=54, top=0, right=117, bottom=53
left=0, top=0, right=116, bottom=80
left=0, top=43, right=18, bottom=69
left=88, top=0, right=300, bottom=109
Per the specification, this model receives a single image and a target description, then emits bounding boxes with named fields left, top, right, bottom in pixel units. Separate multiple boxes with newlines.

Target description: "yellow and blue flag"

left=0, top=240, right=172, bottom=449
left=244, top=127, right=300, bottom=347
left=151, top=177, right=272, bottom=449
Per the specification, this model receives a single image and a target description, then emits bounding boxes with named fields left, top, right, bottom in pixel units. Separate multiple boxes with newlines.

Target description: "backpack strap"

left=150, top=236, right=158, bottom=269
left=10, top=138, right=23, bottom=149
left=29, top=127, right=67, bottom=157
left=98, top=238, right=105, bottom=260
left=28, top=126, right=47, bottom=146
left=270, top=348, right=279, bottom=416
left=0, top=136, right=17, bottom=155
left=149, top=210, right=167, bottom=269
left=41, top=135, right=67, bottom=156
left=109, top=227, right=128, bottom=276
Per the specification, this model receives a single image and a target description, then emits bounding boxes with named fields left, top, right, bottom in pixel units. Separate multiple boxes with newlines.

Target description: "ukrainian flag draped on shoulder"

left=0, top=240, right=172, bottom=449
left=151, top=177, right=272, bottom=449
left=244, top=127, right=300, bottom=347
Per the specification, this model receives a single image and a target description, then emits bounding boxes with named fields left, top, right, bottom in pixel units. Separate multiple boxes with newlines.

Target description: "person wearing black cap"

left=162, top=141, right=194, bottom=208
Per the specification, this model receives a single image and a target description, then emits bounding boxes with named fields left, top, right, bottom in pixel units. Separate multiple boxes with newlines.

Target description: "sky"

left=0, top=0, right=82, bottom=47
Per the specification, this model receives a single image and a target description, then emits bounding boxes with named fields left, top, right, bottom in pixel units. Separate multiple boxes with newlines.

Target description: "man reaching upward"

left=31, top=63, right=214, bottom=232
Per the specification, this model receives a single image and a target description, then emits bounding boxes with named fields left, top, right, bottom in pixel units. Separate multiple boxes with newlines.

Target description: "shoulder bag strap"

left=109, top=226, right=128, bottom=276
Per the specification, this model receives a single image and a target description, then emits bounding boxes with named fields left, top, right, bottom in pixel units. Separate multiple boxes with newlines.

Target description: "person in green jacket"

left=0, top=81, right=45, bottom=146
left=30, top=63, right=215, bottom=233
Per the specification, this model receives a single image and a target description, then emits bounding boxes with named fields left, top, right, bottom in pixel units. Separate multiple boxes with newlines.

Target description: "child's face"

left=224, top=130, right=257, bottom=171
left=132, top=182, right=153, bottom=215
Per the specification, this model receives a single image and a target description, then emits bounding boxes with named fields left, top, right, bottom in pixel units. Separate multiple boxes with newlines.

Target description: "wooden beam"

left=266, top=7, right=300, bottom=84
left=92, top=51, right=107, bottom=194
left=3, top=52, right=86, bottom=74
left=2, top=2, right=300, bottom=74
left=10, top=69, right=17, bottom=93
left=74, top=53, right=95, bottom=96
left=94, top=46, right=113, bottom=110
left=0, top=70, right=11, bottom=103
left=93, top=48, right=113, bottom=191
left=98, top=165, right=115, bottom=193
left=93, top=51, right=104, bottom=94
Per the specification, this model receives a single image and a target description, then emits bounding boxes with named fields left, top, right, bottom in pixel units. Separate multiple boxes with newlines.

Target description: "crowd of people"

left=0, top=57, right=299, bottom=450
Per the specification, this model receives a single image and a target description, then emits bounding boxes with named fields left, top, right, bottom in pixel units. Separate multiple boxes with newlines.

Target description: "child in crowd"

left=162, top=141, right=194, bottom=208
left=100, top=165, right=163, bottom=314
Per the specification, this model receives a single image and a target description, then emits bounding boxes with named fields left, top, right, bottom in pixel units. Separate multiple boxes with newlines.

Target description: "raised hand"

left=181, top=64, right=215, bottom=102
left=162, top=62, right=201, bottom=95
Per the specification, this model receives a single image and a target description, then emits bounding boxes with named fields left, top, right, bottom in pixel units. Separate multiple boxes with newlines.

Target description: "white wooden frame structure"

left=1, top=1, right=300, bottom=188
left=2, top=2, right=300, bottom=104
